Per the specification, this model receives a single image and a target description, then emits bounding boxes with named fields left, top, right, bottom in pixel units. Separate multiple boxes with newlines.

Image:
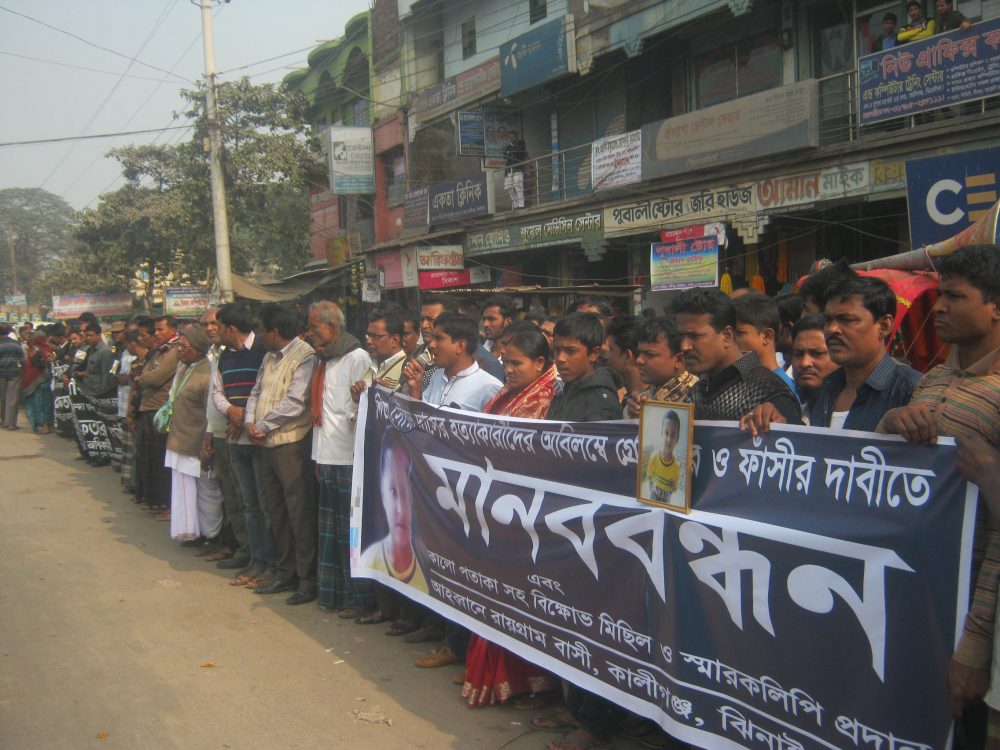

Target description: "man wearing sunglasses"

left=350, top=308, right=408, bottom=402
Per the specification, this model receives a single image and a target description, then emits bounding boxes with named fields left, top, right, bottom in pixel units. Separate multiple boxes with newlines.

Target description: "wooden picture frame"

left=637, top=400, right=695, bottom=513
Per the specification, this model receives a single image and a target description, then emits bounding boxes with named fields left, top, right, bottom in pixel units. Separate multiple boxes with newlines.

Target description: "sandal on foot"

left=531, top=714, right=580, bottom=733
left=246, top=572, right=275, bottom=589
left=355, top=610, right=390, bottom=625
left=231, top=570, right=262, bottom=586
left=155, top=510, right=171, bottom=521
left=337, top=607, right=366, bottom=620
left=514, top=691, right=558, bottom=710
left=385, top=620, right=419, bottom=637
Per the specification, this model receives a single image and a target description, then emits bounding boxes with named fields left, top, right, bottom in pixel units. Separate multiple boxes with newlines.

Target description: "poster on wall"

left=650, top=235, right=719, bottom=291
left=592, top=130, right=642, bottom=190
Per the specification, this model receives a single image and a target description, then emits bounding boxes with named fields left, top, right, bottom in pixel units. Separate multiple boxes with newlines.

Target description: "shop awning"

left=231, top=264, right=356, bottom=302
left=435, top=284, right=639, bottom=297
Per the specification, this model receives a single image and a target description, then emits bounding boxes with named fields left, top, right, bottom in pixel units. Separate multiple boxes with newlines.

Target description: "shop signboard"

left=457, top=106, right=524, bottom=159
left=499, top=16, right=576, bottom=97
left=411, top=57, right=501, bottom=123
left=641, top=80, right=818, bottom=181
left=428, top=176, right=490, bottom=224
left=404, top=188, right=429, bottom=229
left=603, top=183, right=758, bottom=241
left=327, top=126, right=375, bottom=194
left=52, top=292, right=132, bottom=320
left=650, top=235, right=719, bottom=291
left=415, top=245, right=464, bottom=270
left=164, top=287, right=210, bottom=317
left=592, top=130, right=642, bottom=191
left=858, top=16, right=1000, bottom=125
left=905, top=146, right=1000, bottom=247
left=466, top=210, right=604, bottom=258
left=755, top=163, right=871, bottom=214
left=417, top=266, right=491, bottom=290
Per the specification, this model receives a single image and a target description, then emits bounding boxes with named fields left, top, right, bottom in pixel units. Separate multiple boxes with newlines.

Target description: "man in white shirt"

left=404, top=312, right=502, bottom=411
left=402, top=311, right=502, bottom=669
left=307, top=301, right=375, bottom=615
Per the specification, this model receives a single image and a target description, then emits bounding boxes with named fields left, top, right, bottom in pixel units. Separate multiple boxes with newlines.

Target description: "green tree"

left=70, top=78, right=324, bottom=298
left=0, top=188, right=76, bottom=304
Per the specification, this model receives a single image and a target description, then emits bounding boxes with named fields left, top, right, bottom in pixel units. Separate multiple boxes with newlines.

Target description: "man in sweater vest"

left=214, top=302, right=277, bottom=587
left=244, top=304, right=319, bottom=604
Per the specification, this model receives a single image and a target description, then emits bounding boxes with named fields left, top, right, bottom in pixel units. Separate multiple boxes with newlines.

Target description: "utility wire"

left=38, top=0, right=183, bottom=191
left=0, top=126, right=192, bottom=148
left=0, top=4, right=195, bottom=84
left=0, top=49, right=180, bottom=82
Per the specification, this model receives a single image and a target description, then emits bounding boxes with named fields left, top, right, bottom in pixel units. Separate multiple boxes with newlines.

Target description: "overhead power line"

left=0, top=4, right=195, bottom=84
left=0, top=126, right=192, bottom=148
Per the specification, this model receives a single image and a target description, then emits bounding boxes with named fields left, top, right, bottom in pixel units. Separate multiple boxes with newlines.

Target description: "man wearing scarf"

left=307, top=301, right=374, bottom=614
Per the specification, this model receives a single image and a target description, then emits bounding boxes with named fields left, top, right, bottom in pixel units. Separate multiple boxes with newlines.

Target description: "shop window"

left=530, top=0, right=547, bottom=24
left=694, top=30, right=781, bottom=108
left=382, top=148, right=406, bottom=207
left=462, top=19, right=477, bottom=59
left=351, top=99, right=368, bottom=126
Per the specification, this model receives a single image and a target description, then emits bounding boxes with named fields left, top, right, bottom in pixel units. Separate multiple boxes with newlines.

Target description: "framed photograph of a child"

left=637, top=401, right=694, bottom=512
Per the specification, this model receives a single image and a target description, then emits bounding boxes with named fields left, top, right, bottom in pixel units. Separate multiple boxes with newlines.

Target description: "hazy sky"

left=0, top=0, right=371, bottom=211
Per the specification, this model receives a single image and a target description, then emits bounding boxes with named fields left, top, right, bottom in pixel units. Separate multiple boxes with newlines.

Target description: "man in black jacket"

left=545, top=313, right=621, bottom=422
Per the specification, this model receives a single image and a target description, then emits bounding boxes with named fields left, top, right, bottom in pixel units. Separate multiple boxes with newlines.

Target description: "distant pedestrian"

left=0, top=323, right=25, bottom=429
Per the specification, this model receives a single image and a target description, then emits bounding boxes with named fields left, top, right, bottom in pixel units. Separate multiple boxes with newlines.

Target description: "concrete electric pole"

left=199, top=0, right=234, bottom=303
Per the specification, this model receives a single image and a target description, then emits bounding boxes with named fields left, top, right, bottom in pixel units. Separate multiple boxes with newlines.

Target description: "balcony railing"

left=484, top=72, right=998, bottom=217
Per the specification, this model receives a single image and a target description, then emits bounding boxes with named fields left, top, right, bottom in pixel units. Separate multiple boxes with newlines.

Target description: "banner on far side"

left=650, top=236, right=718, bottom=291
left=351, top=388, right=975, bottom=750
left=857, top=16, right=1000, bottom=125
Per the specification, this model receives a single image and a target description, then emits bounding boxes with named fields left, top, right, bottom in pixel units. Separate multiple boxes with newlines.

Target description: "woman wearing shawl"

left=462, top=324, right=560, bottom=708
left=22, top=334, right=54, bottom=434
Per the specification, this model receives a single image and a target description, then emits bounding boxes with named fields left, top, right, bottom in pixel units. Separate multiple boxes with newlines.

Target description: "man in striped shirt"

left=879, top=245, right=1000, bottom=745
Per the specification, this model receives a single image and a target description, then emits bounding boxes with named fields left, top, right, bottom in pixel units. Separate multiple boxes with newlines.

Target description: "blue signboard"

left=500, top=16, right=574, bottom=97
left=905, top=147, right=1000, bottom=247
left=457, top=111, right=486, bottom=157
left=428, top=176, right=489, bottom=225
left=858, top=16, right=1000, bottom=125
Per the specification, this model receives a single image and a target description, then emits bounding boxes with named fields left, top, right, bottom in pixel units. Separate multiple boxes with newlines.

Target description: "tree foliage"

left=65, top=78, right=324, bottom=299
left=0, top=188, right=76, bottom=303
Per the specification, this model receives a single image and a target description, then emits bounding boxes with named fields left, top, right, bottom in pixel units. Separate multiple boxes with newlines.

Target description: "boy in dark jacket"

left=546, top=312, right=621, bottom=422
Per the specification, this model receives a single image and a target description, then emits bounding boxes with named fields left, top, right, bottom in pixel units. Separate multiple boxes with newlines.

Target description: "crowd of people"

left=4, top=243, right=1000, bottom=749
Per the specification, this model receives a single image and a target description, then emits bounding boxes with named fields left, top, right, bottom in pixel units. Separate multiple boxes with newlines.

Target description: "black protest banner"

left=352, top=389, right=976, bottom=750
left=69, top=385, right=114, bottom=461
left=50, top=360, right=75, bottom=437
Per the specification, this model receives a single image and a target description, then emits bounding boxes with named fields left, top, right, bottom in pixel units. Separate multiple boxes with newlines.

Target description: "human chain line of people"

left=2, top=242, right=1000, bottom=749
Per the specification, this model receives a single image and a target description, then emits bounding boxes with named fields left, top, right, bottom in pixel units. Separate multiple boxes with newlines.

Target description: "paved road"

left=0, top=426, right=582, bottom=750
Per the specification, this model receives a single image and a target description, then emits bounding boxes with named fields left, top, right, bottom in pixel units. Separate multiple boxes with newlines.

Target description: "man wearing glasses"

left=351, top=309, right=408, bottom=401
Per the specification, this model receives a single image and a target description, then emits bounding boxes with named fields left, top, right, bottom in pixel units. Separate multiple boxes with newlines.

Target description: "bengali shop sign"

left=353, top=390, right=974, bottom=750
left=428, top=176, right=490, bottom=224
left=642, top=80, right=818, bottom=181
left=164, top=287, right=210, bottom=317
left=755, top=163, right=871, bottom=214
left=858, top=17, right=1000, bottom=125
left=417, top=266, right=490, bottom=290
left=404, top=188, right=429, bottom=229
left=457, top=106, right=523, bottom=158
left=592, top=130, right=642, bottom=191
left=650, top=236, right=719, bottom=291
left=327, top=126, right=375, bottom=194
left=466, top=211, right=604, bottom=258
left=52, top=292, right=132, bottom=319
left=412, top=57, right=501, bottom=123
left=604, top=184, right=758, bottom=241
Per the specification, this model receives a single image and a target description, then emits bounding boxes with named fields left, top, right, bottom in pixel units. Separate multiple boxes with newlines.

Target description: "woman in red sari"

left=462, top=324, right=561, bottom=708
